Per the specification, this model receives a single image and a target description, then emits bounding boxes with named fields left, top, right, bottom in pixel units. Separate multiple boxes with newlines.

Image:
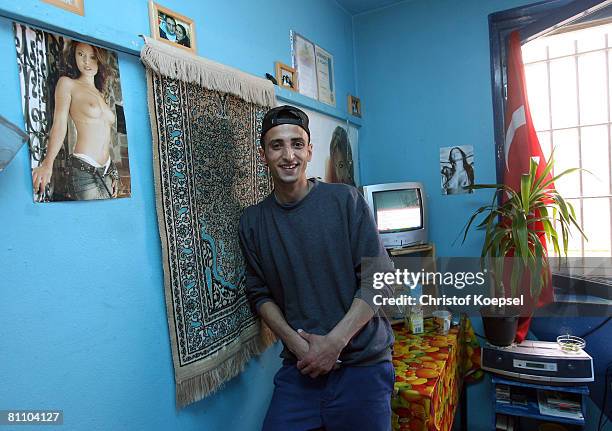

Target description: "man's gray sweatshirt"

left=238, top=179, right=394, bottom=365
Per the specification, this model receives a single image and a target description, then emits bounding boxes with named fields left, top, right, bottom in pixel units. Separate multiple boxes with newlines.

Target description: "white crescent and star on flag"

left=504, top=105, right=526, bottom=171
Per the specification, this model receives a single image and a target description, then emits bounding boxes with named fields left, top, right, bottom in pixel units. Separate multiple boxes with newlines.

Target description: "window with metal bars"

left=523, top=21, right=612, bottom=257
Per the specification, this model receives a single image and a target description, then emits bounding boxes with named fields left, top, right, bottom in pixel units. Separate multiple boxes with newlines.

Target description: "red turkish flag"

left=503, top=31, right=553, bottom=342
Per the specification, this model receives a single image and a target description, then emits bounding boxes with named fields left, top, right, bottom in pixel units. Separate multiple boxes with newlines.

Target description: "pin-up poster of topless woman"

left=15, top=24, right=131, bottom=202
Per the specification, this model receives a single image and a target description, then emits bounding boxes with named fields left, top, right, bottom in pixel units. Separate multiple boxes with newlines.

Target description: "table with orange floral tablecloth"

left=391, top=317, right=482, bottom=431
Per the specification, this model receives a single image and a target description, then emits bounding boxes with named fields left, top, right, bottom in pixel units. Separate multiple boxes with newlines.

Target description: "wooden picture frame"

left=275, top=62, right=299, bottom=92
left=41, top=0, right=84, bottom=16
left=314, top=45, right=335, bottom=106
left=149, top=2, right=197, bottom=54
left=348, top=95, right=361, bottom=117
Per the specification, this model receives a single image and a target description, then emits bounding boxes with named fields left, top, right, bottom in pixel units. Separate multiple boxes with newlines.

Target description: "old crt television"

left=360, top=182, right=428, bottom=249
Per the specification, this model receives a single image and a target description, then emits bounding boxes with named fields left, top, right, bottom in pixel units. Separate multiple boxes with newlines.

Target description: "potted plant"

left=461, top=154, right=585, bottom=346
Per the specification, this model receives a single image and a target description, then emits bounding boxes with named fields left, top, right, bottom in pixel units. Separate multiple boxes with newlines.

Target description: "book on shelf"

left=537, top=390, right=583, bottom=420
left=495, top=384, right=529, bottom=407
left=495, top=413, right=515, bottom=431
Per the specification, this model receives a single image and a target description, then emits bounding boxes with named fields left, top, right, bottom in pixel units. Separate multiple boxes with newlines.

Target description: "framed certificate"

left=291, top=31, right=318, bottom=99
left=315, top=45, right=335, bottom=106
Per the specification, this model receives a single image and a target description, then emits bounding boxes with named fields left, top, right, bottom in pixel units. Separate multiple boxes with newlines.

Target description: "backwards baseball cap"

left=260, top=105, right=310, bottom=145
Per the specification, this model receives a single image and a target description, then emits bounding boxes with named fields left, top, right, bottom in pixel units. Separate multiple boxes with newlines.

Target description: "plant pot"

left=480, top=306, right=521, bottom=347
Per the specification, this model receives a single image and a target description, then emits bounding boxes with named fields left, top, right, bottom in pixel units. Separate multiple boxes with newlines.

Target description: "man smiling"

left=239, top=105, right=394, bottom=431
left=159, top=15, right=177, bottom=42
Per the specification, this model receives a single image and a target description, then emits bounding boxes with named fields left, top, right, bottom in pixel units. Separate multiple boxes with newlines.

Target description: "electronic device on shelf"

left=360, top=182, right=428, bottom=249
left=482, top=340, right=594, bottom=384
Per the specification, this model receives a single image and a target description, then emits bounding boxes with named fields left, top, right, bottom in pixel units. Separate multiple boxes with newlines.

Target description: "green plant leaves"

left=460, top=152, right=586, bottom=300
left=521, top=168, right=532, bottom=213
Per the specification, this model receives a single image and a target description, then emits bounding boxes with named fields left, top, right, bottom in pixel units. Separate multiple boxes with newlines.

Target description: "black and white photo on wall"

left=275, top=62, right=298, bottom=92
left=14, top=23, right=131, bottom=202
left=348, top=95, right=361, bottom=117
left=440, top=145, right=474, bottom=195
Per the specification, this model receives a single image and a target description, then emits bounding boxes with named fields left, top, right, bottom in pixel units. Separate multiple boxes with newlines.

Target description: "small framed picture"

left=276, top=62, right=299, bottom=92
left=41, top=0, right=84, bottom=15
left=348, top=95, right=361, bottom=117
left=149, top=2, right=196, bottom=54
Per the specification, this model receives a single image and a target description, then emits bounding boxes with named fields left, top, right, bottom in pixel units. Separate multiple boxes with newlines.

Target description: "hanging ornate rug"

left=142, top=38, right=275, bottom=408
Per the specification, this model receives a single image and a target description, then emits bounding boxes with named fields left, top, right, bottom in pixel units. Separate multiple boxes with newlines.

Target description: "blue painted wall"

left=353, top=1, right=612, bottom=430
left=0, top=1, right=355, bottom=430
left=354, top=0, right=539, bottom=257
left=2, top=0, right=610, bottom=430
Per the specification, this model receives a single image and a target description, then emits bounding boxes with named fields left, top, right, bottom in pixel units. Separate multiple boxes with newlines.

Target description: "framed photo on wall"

left=275, top=62, right=298, bottom=92
left=315, top=45, right=335, bottom=106
left=291, top=31, right=318, bottom=99
left=149, top=2, right=196, bottom=54
left=41, top=0, right=84, bottom=15
left=348, top=95, right=361, bottom=117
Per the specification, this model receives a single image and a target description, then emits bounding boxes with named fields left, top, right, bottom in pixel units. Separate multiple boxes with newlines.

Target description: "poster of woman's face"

left=14, top=24, right=131, bottom=202
left=300, top=108, right=359, bottom=187
left=440, top=145, right=475, bottom=195
left=325, top=126, right=356, bottom=186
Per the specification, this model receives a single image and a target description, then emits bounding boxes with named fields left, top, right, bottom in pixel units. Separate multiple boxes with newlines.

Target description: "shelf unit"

left=491, top=375, right=589, bottom=429
left=275, top=86, right=362, bottom=127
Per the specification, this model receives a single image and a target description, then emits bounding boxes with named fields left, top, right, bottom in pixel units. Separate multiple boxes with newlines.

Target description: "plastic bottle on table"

left=407, top=304, right=424, bottom=334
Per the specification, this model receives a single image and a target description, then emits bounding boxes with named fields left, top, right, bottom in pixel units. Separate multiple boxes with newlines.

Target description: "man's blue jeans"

left=263, top=361, right=394, bottom=431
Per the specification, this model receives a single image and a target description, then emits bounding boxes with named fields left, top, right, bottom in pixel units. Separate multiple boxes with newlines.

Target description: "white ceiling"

left=335, top=0, right=406, bottom=15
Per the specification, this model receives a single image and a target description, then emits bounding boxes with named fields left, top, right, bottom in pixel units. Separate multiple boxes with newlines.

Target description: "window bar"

left=545, top=45, right=557, bottom=256
left=574, top=39, right=585, bottom=257
left=536, top=121, right=612, bottom=133
left=524, top=44, right=612, bottom=66
left=564, top=194, right=612, bottom=199
left=546, top=45, right=554, bottom=159
left=606, top=33, right=612, bottom=257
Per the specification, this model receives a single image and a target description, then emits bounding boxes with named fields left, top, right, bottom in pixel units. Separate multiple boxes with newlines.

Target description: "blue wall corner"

left=353, top=0, right=537, bottom=258
left=353, top=0, right=612, bottom=429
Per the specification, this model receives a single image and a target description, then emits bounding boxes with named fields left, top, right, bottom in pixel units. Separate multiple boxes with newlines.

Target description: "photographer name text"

left=373, top=294, right=524, bottom=307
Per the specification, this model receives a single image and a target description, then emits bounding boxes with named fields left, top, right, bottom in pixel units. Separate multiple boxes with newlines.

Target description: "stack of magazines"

left=495, top=385, right=511, bottom=404
left=537, top=390, right=583, bottom=420
left=496, top=384, right=529, bottom=407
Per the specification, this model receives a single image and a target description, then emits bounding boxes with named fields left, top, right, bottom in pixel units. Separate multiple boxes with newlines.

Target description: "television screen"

left=373, top=189, right=422, bottom=232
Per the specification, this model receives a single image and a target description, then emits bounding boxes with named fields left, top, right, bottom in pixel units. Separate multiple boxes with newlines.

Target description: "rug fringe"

left=176, top=324, right=276, bottom=408
left=141, top=36, right=275, bottom=107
